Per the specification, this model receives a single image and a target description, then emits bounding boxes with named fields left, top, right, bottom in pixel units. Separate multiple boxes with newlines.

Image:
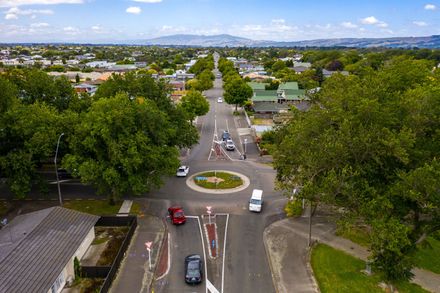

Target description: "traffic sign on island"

left=206, top=279, right=220, bottom=293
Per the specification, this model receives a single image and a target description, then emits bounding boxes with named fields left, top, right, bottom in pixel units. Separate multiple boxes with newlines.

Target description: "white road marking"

left=196, top=216, right=209, bottom=293
left=221, top=213, right=229, bottom=293
left=156, top=232, right=171, bottom=280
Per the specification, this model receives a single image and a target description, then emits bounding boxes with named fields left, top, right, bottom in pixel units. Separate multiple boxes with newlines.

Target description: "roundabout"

left=186, top=170, right=251, bottom=194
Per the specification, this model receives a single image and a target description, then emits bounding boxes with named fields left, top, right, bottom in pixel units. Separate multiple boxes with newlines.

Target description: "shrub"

left=285, top=199, right=303, bottom=217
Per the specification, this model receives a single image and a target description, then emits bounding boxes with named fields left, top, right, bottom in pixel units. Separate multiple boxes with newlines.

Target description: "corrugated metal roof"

left=0, top=207, right=99, bottom=293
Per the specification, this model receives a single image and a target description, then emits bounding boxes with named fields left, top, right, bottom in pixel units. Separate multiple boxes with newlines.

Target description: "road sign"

left=206, top=279, right=220, bottom=293
left=145, top=241, right=152, bottom=251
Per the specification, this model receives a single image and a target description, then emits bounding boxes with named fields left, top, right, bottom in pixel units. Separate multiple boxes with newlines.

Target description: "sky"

left=1, top=0, right=440, bottom=43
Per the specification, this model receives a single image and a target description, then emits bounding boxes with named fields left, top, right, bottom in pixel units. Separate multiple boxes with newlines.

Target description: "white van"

left=249, top=189, right=263, bottom=212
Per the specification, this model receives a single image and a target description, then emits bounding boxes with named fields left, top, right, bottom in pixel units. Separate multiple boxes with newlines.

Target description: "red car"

left=168, top=206, right=186, bottom=225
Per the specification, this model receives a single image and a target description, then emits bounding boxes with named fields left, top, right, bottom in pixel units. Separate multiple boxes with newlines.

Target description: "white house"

left=0, top=207, right=99, bottom=293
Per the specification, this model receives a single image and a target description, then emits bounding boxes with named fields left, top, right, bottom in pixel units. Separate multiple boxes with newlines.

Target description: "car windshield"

left=227, top=141, right=234, bottom=145
left=187, top=261, right=200, bottom=277
left=178, top=168, right=185, bottom=172
left=250, top=199, right=262, bottom=205
left=174, top=211, right=184, bottom=218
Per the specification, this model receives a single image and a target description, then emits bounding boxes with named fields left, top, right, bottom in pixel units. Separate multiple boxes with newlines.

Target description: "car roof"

left=178, top=166, right=187, bottom=169
left=169, top=206, right=183, bottom=212
left=185, top=254, right=201, bottom=261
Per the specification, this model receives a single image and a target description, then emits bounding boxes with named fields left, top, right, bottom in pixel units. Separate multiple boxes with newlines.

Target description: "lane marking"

left=196, top=216, right=209, bottom=293
left=221, top=213, right=229, bottom=293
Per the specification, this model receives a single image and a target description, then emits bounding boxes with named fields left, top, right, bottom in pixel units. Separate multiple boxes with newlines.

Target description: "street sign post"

left=145, top=241, right=153, bottom=270
left=207, top=206, right=212, bottom=225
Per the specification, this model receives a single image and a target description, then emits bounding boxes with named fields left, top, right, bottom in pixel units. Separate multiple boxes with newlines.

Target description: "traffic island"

left=204, top=222, right=218, bottom=258
left=186, top=170, right=251, bottom=194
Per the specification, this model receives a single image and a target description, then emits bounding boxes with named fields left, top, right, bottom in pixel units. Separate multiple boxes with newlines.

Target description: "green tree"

left=180, top=90, right=209, bottom=124
left=273, top=58, right=440, bottom=288
left=224, top=78, right=253, bottom=111
left=64, top=93, right=184, bottom=203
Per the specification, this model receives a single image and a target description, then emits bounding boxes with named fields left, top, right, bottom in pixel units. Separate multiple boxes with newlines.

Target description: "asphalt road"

left=152, top=59, right=284, bottom=293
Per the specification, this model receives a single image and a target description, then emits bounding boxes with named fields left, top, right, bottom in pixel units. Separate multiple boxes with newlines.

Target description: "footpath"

left=264, top=214, right=440, bottom=293
left=109, top=200, right=166, bottom=293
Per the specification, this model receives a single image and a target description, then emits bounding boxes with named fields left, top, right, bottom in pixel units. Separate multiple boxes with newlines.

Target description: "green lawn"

left=337, top=225, right=440, bottom=275
left=336, top=225, right=371, bottom=247
left=414, top=237, right=440, bottom=274
left=63, top=200, right=142, bottom=216
left=311, top=244, right=428, bottom=293
left=194, top=172, right=243, bottom=189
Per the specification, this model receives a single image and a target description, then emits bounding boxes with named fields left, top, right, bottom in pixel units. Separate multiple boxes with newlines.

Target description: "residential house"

left=0, top=207, right=99, bottom=293
left=248, top=81, right=309, bottom=114
left=74, top=83, right=97, bottom=95
left=322, top=69, right=349, bottom=78
left=185, top=59, right=197, bottom=71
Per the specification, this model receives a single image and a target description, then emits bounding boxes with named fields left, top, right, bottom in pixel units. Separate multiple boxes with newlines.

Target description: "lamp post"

left=54, top=133, right=64, bottom=206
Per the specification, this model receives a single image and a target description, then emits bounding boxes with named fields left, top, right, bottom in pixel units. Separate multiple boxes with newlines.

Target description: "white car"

left=176, top=166, right=190, bottom=177
left=217, top=97, right=223, bottom=103
left=225, top=139, right=235, bottom=151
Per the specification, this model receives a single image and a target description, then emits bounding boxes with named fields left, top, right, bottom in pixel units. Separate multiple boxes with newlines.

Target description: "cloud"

left=4, top=7, right=53, bottom=20
left=424, top=3, right=436, bottom=10
left=0, top=0, right=83, bottom=7
left=133, top=0, right=162, bottom=2
left=361, top=16, right=388, bottom=28
left=126, top=6, right=141, bottom=14
left=5, top=13, right=17, bottom=19
left=341, top=21, right=357, bottom=28
left=361, top=16, right=379, bottom=25
left=413, top=21, right=428, bottom=26
left=271, top=19, right=285, bottom=25
left=30, top=22, right=49, bottom=27
left=63, top=25, right=79, bottom=34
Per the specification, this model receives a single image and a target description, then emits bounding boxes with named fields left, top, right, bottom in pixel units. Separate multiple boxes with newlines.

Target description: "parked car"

left=185, top=254, right=203, bottom=284
left=217, top=97, right=223, bottom=103
left=176, top=166, right=190, bottom=177
left=168, top=206, right=186, bottom=225
left=57, top=168, right=73, bottom=179
left=225, top=139, right=235, bottom=151
left=222, top=130, right=230, bottom=141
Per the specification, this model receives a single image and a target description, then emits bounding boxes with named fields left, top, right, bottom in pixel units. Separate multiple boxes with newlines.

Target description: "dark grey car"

left=185, top=254, right=203, bottom=285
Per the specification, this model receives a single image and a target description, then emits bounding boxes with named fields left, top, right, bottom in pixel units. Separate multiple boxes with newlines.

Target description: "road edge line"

left=197, top=216, right=208, bottom=293
left=221, top=213, right=229, bottom=293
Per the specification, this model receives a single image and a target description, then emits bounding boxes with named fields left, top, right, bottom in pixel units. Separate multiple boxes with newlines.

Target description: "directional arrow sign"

left=206, top=279, right=220, bottom=293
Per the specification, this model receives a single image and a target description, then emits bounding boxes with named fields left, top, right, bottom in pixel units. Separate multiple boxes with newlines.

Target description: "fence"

left=81, top=215, right=137, bottom=293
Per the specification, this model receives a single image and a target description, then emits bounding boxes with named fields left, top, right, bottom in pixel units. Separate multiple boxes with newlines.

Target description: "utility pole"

left=54, top=133, right=64, bottom=206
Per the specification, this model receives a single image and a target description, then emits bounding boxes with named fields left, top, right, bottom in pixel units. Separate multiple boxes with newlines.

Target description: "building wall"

left=52, top=227, right=96, bottom=292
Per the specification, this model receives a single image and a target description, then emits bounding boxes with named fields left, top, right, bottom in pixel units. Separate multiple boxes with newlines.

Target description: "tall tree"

left=64, top=93, right=195, bottom=203
left=180, top=90, right=209, bottom=124
left=223, top=78, right=253, bottom=111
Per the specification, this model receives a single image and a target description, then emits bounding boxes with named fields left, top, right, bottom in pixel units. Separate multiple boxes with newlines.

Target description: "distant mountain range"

left=136, top=34, right=440, bottom=48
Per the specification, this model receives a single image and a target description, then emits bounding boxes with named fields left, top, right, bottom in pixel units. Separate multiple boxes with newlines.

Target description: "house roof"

left=253, top=90, right=278, bottom=102
left=278, top=82, right=299, bottom=90
left=253, top=102, right=289, bottom=113
left=0, top=207, right=99, bottom=293
left=247, top=82, right=267, bottom=90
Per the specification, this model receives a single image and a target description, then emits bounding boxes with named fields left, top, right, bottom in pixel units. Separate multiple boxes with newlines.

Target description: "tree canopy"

left=273, top=56, right=440, bottom=285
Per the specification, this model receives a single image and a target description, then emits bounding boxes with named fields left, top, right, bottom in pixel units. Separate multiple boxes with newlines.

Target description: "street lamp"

left=54, top=133, right=64, bottom=206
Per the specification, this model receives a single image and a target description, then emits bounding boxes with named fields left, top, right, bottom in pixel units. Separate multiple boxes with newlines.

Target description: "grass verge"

left=194, top=172, right=243, bottom=189
left=63, top=199, right=142, bottom=216
left=414, top=237, right=440, bottom=274
left=337, top=225, right=440, bottom=274
left=311, top=243, right=428, bottom=293
left=63, top=200, right=121, bottom=215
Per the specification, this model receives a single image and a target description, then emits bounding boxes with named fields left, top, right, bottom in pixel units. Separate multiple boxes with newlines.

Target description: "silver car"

left=225, top=139, right=235, bottom=151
